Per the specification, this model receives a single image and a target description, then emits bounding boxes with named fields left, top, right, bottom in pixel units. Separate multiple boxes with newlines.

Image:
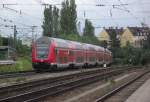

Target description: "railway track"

left=0, top=65, right=132, bottom=79
left=0, top=67, right=129, bottom=102
left=0, top=67, right=96, bottom=79
left=0, top=71, right=35, bottom=79
left=94, top=69, right=150, bottom=102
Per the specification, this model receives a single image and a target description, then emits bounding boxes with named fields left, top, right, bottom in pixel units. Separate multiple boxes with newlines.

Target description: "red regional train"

left=32, top=36, right=112, bottom=71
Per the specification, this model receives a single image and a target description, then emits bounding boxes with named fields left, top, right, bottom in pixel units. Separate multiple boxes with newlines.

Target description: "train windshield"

left=36, top=44, right=49, bottom=59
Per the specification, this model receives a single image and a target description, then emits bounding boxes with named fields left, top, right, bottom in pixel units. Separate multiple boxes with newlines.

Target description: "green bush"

left=112, top=44, right=150, bottom=66
left=112, top=58, right=123, bottom=65
left=0, top=57, right=32, bottom=73
left=141, top=50, right=150, bottom=65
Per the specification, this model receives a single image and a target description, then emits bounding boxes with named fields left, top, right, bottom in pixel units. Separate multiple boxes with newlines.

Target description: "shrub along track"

left=0, top=66, right=135, bottom=102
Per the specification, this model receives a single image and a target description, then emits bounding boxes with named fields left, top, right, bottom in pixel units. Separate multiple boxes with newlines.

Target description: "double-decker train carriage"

left=32, top=37, right=112, bottom=71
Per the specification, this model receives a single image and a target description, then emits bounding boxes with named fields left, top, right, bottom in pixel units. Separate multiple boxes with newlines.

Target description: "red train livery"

left=32, top=37, right=112, bottom=71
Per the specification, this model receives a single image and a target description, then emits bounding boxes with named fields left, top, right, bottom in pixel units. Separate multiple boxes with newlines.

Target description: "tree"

left=69, top=0, right=78, bottom=34
left=83, top=19, right=95, bottom=37
left=109, top=30, right=120, bottom=49
left=0, top=37, right=13, bottom=47
left=141, top=50, right=150, bottom=65
left=53, top=6, right=60, bottom=37
left=0, top=34, right=2, bottom=46
left=16, top=39, right=30, bottom=56
left=100, top=40, right=108, bottom=48
left=143, top=32, right=150, bottom=49
left=60, top=0, right=78, bottom=34
left=42, top=5, right=60, bottom=37
left=42, top=6, right=53, bottom=36
left=60, top=1, right=69, bottom=34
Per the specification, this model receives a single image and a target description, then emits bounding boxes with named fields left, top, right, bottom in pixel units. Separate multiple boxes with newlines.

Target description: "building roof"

left=104, top=27, right=124, bottom=36
left=127, top=27, right=149, bottom=36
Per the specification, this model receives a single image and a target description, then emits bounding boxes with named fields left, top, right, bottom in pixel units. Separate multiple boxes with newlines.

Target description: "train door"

left=56, top=48, right=69, bottom=68
left=75, top=50, right=84, bottom=66
left=99, top=51, right=103, bottom=64
left=68, top=49, right=74, bottom=65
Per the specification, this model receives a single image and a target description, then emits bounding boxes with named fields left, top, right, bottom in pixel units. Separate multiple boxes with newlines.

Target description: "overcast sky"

left=0, top=0, right=150, bottom=39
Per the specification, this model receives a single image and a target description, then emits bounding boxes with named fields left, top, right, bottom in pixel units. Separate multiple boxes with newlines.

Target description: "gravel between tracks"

left=0, top=68, right=102, bottom=87
left=103, top=69, right=150, bottom=102
left=125, top=77, right=150, bottom=102
left=0, top=69, right=106, bottom=99
left=0, top=67, right=118, bottom=100
left=44, top=69, right=145, bottom=102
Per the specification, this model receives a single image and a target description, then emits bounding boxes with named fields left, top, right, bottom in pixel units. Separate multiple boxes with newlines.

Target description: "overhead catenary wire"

left=0, top=16, right=41, bottom=28
left=0, top=0, right=150, bottom=37
left=0, top=1, right=148, bottom=22
left=0, top=0, right=54, bottom=39
left=0, top=1, right=52, bottom=40
left=78, top=16, right=147, bottom=21
left=0, top=1, right=44, bottom=28
left=0, top=5, right=43, bottom=22
left=117, top=0, right=143, bottom=25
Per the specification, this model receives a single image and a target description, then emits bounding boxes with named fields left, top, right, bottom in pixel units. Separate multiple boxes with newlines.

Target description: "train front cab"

left=32, top=37, right=56, bottom=71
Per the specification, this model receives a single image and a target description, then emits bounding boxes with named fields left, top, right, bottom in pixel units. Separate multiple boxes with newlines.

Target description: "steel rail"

left=0, top=66, right=127, bottom=95
left=0, top=68, right=111, bottom=100
left=94, top=70, right=150, bottom=102
left=0, top=65, right=137, bottom=79
left=0, top=68, right=126, bottom=102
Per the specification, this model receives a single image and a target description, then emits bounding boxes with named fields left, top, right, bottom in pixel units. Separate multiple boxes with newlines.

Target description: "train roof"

left=52, top=38, right=85, bottom=50
left=35, top=36, right=110, bottom=52
left=35, top=36, right=51, bottom=44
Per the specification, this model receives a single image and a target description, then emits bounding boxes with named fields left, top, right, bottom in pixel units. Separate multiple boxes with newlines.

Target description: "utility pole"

left=83, top=10, right=86, bottom=36
left=31, top=26, right=37, bottom=42
left=13, top=25, right=17, bottom=48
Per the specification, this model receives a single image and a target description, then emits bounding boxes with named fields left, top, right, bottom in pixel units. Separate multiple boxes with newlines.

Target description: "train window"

left=36, top=45, right=49, bottom=59
left=69, top=51, right=74, bottom=56
left=58, top=56, right=68, bottom=63
left=76, top=56, right=83, bottom=63
left=89, top=57, right=95, bottom=62
left=36, top=37, right=50, bottom=45
left=55, top=49, right=58, bottom=55
left=64, top=57, right=68, bottom=63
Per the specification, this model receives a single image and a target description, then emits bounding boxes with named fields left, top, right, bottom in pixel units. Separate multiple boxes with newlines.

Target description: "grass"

left=0, top=56, right=32, bottom=73
left=0, top=76, right=27, bottom=85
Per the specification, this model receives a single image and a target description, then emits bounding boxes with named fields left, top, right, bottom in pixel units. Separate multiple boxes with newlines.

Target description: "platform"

left=125, top=77, right=150, bottom=102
